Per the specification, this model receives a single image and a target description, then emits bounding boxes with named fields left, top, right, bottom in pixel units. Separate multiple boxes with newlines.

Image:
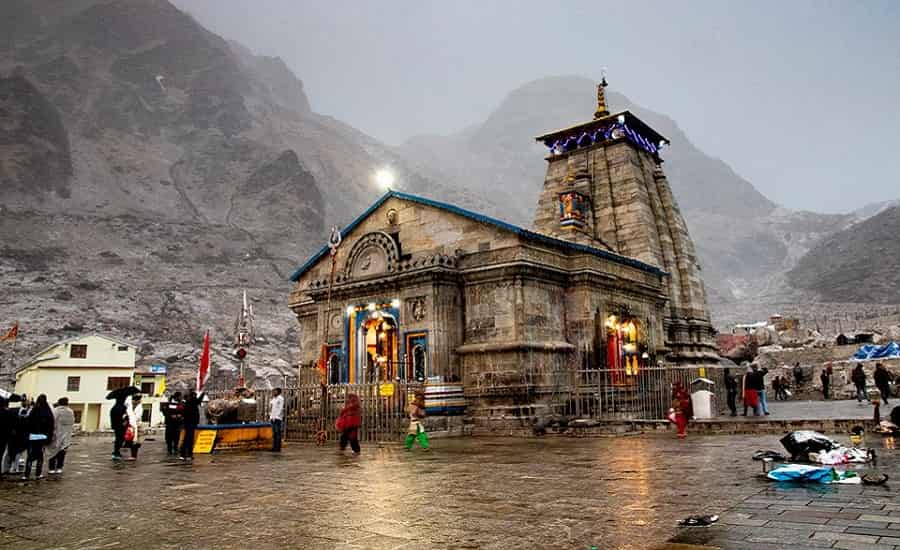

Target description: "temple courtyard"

left=2, top=428, right=900, bottom=549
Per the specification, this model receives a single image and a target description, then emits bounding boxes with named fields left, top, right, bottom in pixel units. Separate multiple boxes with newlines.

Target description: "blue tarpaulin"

left=853, top=342, right=900, bottom=360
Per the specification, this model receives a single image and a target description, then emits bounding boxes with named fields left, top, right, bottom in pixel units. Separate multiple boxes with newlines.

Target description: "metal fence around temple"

left=204, top=365, right=730, bottom=440
left=550, top=364, right=730, bottom=421
left=206, top=382, right=422, bottom=443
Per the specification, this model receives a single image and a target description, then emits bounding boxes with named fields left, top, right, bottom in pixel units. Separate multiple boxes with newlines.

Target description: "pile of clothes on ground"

left=760, top=430, right=884, bottom=485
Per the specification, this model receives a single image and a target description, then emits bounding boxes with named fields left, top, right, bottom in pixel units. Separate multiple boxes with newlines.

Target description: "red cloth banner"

left=197, top=329, right=211, bottom=391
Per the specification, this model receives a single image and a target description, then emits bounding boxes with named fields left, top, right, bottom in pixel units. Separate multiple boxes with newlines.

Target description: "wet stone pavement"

left=0, top=433, right=896, bottom=549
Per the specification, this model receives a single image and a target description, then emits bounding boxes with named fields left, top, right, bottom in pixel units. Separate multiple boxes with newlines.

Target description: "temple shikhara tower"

left=289, top=78, right=718, bottom=432
left=533, top=77, right=717, bottom=366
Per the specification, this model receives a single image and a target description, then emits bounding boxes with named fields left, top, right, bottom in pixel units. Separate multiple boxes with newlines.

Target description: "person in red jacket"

left=669, top=381, right=692, bottom=439
left=336, top=394, right=362, bottom=455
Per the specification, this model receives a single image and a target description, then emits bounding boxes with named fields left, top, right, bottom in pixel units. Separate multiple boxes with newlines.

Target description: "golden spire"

left=594, top=71, right=610, bottom=119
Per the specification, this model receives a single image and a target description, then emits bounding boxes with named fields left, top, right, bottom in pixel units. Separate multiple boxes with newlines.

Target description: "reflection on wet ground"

left=0, top=432, right=895, bottom=549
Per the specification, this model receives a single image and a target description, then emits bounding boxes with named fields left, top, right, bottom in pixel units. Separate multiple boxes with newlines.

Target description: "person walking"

left=851, top=364, right=867, bottom=404
left=269, top=388, right=285, bottom=452
left=161, top=392, right=184, bottom=457
left=793, top=362, right=803, bottom=387
left=336, top=393, right=362, bottom=455
left=180, top=390, right=204, bottom=461
left=110, top=395, right=128, bottom=461
left=821, top=365, right=832, bottom=400
left=874, top=363, right=893, bottom=405
left=124, top=395, right=144, bottom=461
left=47, top=398, right=75, bottom=475
left=772, top=377, right=782, bottom=401
left=724, top=368, right=738, bottom=416
left=405, top=391, right=431, bottom=451
left=22, top=394, right=54, bottom=481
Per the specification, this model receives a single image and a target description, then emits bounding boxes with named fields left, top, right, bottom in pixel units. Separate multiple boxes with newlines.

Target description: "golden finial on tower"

left=594, top=69, right=610, bottom=119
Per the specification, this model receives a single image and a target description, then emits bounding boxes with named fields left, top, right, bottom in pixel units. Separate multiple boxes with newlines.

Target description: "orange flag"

left=0, top=322, right=18, bottom=343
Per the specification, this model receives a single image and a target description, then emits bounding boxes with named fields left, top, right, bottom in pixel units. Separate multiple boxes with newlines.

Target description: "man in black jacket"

left=110, top=397, right=128, bottom=461
left=161, top=392, right=184, bottom=457
left=874, top=363, right=893, bottom=405
left=724, top=369, right=738, bottom=416
left=180, top=391, right=205, bottom=461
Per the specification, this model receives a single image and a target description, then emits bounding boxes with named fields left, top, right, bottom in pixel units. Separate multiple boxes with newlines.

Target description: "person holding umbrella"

left=107, top=386, right=139, bottom=461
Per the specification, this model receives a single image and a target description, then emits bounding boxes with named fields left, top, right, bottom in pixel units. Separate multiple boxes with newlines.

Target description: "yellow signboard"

left=193, top=430, right=217, bottom=454
left=698, top=367, right=706, bottom=378
left=379, top=383, right=395, bottom=397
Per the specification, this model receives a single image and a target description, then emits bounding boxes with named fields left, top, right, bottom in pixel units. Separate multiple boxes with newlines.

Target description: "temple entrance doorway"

left=356, top=312, right=399, bottom=383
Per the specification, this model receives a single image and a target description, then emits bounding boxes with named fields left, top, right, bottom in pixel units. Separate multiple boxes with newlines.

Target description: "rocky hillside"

left=0, top=0, right=482, bottom=390
left=789, top=206, right=900, bottom=303
left=398, top=76, right=857, bottom=311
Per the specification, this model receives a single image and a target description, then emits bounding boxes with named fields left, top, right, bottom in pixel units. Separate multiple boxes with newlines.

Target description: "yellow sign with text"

left=379, top=383, right=395, bottom=397
left=193, top=430, right=217, bottom=454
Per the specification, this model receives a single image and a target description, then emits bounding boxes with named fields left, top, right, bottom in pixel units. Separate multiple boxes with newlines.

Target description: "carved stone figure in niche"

left=344, top=231, right=400, bottom=280
left=408, top=297, right=427, bottom=321
left=386, top=208, right=398, bottom=225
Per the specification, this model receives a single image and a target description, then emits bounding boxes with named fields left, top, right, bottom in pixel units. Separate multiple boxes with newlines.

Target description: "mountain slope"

left=0, top=0, right=482, bottom=388
left=789, top=206, right=900, bottom=303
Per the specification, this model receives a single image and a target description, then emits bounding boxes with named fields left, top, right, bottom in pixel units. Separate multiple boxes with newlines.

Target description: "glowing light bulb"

left=374, top=168, right=395, bottom=190
left=346, top=305, right=355, bottom=316
left=367, top=303, right=376, bottom=311
left=390, top=298, right=401, bottom=308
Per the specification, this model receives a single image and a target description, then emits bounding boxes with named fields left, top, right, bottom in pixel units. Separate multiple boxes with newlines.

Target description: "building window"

left=70, top=344, right=88, bottom=359
left=106, top=377, right=131, bottom=391
left=141, top=405, right=151, bottom=423
left=66, top=376, right=81, bottom=392
left=141, top=382, right=154, bottom=395
left=117, top=345, right=129, bottom=352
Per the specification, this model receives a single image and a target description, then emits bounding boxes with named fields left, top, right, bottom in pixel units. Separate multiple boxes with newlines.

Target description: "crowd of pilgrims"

left=0, top=395, right=74, bottom=480
left=0, top=389, right=206, bottom=481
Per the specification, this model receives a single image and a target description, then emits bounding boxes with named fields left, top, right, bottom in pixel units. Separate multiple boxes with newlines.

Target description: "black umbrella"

left=106, top=386, right=140, bottom=400
left=0, top=389, right=21, bottom=402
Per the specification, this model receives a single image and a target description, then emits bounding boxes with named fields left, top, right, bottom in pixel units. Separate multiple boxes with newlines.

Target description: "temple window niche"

left=559, top=190, right=588, bottom=229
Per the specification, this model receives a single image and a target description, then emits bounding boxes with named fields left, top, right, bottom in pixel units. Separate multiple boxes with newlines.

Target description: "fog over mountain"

left=172, top=0, right=900, bottom=215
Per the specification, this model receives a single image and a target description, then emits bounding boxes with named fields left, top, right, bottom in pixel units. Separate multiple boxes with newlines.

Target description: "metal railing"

left=205, top=382, right=423, bottom=442
left=203, top=366, right=730, bottom=440
left=543, top=365, right=729, bottom=421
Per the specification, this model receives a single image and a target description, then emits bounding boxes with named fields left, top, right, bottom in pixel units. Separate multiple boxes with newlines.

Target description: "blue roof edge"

left=288, top=190, right=666, bottom=282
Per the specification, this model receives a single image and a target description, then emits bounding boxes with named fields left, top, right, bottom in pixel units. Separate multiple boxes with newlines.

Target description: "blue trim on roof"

left=289, top=190, right=666, bottom=282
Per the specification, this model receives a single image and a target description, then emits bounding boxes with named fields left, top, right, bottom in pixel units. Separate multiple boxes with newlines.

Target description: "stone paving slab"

left=670, top=433, right=900, bottom=549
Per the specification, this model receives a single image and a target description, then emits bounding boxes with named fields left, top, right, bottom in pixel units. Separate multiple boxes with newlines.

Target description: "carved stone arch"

left=343, top=231, right=400, bottom=280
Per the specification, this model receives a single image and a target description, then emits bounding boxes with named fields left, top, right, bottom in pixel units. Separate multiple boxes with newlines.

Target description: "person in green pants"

left=404, top=391, right=430, bottom=451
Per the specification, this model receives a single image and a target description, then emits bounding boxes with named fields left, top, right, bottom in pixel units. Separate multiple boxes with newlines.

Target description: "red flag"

left=197, top=329, right=210, bottom=391
left=0, top=322, right=18, bottom=343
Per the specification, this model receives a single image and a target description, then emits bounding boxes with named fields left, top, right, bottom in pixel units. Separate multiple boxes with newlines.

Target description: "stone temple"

left=289, top=81, right=717, bottom=422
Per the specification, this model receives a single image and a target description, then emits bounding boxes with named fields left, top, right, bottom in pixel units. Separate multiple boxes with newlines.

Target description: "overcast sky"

left=173, top=0, right=899, bottom=214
